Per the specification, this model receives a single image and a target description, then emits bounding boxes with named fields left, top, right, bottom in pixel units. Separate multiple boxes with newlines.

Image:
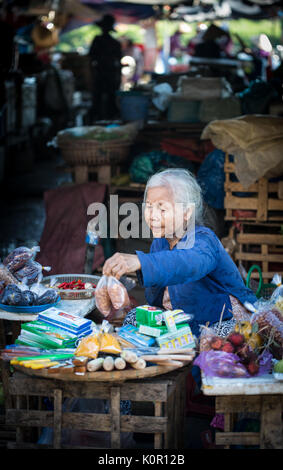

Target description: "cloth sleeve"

left=136, top=232, right=219, bottom=288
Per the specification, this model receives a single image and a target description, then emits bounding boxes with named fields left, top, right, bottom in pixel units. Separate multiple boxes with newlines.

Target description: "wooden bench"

left=202, top=374, right=283, bottom=449
left=5, top=366, right=189, bottom=449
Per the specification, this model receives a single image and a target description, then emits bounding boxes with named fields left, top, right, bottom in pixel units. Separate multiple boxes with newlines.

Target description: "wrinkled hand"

left=102, top=253, right=141, bottom=279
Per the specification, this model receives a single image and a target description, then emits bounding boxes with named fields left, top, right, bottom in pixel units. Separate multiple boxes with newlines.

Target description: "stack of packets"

left=16, top=307, right=94, bottom=349
left=118, top=305, right=196, bottom=351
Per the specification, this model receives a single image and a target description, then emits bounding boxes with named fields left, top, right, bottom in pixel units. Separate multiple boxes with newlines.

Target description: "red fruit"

left=210, top=336, right=224, bottom=350
left=227, top=332, right=245, bottom=347
left=246, top=361, right=259, bottom=376
left=237, top=344, right=257, bottom=364
left=221, top=342, right=235, bottom=354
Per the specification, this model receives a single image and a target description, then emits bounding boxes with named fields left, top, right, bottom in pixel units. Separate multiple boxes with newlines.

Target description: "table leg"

left=110, top=386, right=121, bottom=448
left=53, top=389, right=62, bottom=449
left=74, top=165, right=88, bottom=184
left=154, top=401, right=163, bottom=449
left=260, top=396, right=283, bottom=449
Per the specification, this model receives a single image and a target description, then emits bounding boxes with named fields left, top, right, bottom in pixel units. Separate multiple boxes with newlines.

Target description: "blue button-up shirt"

left=136, top=225, right=257, bottom=337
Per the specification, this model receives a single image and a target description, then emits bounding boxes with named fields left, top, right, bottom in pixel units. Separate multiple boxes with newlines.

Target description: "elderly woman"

left=103, top=168, right=257, bottom=337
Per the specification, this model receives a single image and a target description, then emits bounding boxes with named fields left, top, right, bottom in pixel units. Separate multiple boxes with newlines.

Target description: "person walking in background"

left=89, top=14, right=122, bottom=120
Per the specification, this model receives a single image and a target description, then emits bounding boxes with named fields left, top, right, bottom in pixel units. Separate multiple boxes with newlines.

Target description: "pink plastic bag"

left=194, top=349, right=272, bottom=378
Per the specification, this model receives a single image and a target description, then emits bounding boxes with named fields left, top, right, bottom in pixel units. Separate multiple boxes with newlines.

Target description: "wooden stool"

left=5, top=366, right=189, bottom=449
left=61, top=164, right=120, bottom=185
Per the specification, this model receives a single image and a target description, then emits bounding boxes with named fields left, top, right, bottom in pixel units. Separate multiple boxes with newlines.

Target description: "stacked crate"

left=224, top=153, right=283, bottom=284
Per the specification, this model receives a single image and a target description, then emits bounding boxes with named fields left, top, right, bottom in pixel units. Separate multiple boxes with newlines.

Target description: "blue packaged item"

left=38, top=307, right=92, bottom=335
left=118, top=324, right=156, bottom=348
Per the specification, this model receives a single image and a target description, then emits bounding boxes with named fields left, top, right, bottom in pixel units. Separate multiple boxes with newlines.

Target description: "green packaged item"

left=157, top=325, right=195, bottom=351
left=136, top=305, right=163, bottom=327
left=16, top=321, right=77, bottom=349
left=138, top=324, right=161, bottom=338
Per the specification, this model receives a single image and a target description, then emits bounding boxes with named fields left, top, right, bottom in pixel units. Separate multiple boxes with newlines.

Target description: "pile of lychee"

left=209, top=331, right=260, bottom=376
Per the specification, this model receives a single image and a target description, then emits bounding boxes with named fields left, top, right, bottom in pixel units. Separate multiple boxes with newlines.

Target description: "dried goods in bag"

left=99, top=320, right=122, bottom=354
left=95, top=275, right=112, bottom=316
left=1, top=284, right=24, bottom=306
left=3, top=246, right=40, bottom=273
left=0, top=264, right=19, bottom=287
left=107, top=276, right=130, bottom=310
left=37, top=288, right=58, bottom=305
left=75, top=333, right=100, bottom=359
left=14, top=260, right=50, bottom=285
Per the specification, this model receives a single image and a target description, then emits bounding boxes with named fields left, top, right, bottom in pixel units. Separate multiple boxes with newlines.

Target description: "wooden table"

left=0, top=297, right=96, bottom=408
left=202, top=374, right=283, bottom=449
left=5, top=365, right=189, bottom=449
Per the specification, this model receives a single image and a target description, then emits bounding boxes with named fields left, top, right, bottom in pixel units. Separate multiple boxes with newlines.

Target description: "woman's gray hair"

left=144, top=168, right=204, bottom=225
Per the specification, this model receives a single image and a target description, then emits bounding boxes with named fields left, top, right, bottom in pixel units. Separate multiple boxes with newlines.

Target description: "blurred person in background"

left=89, top=14, right=122, bottom=120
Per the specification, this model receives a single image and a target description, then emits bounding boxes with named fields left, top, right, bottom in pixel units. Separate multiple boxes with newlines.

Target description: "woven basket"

left=57, top=136, right=132, bottom=166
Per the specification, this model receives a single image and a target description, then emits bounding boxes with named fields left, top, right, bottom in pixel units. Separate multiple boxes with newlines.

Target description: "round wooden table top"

left=13, top=362, right=184, bottom=382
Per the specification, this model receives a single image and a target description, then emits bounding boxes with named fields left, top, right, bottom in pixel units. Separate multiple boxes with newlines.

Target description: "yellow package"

left=99, top=332, right=122, bottom=355
left=75, top=334, right=100, bottom=359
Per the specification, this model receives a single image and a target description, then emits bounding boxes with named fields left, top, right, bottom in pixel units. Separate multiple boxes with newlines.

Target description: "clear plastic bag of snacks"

left=75, top=327, right=100, bottom=359
left=246, top=301, right=283, bottom=360
left=270, top=274, right=283, bottom=313
left=107, top=276, right=130, bottom=310
left=198, top=324, right=217, bottom=352
left=14, top=260, right=51, bottom=286
left=95, top=275, right=112, bottom=317
left=3, top=246, right=40, bottom=273
left=0, top=264, right=19, bottom=288
left=99, top=320, right=122, bottom=355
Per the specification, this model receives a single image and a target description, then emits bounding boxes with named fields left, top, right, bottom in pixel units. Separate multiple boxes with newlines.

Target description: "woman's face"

left=144, top=186, right=188, bottom=239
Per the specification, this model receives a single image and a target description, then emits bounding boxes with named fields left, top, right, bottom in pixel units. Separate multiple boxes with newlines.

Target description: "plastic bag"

left=270, top=274, right=283, bottom=313
left=194, top=349, right=272, bottom=378
left=0, top=264, right=19, bottom=287
left=249, top=302, right=283, bottom=359
left=152, top=83, right=173, bottom=112
left=198, top=325, right=217, bottom=352
left=13, top=260, right=51, bottom=285
left=99, top=320, right=122, bottom=355
left=95, top=275, right=130, bottom=316
left=75, top=329, right=100, bottom=359
left=3, top=246, right=40, bottom=273
left=95, top=275, right=112, bottom=317
left=107, top=276, right=130, bottom=310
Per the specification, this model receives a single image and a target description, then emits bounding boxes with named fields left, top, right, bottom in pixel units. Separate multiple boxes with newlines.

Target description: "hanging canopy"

left=3, top=0, right=283, bottom=30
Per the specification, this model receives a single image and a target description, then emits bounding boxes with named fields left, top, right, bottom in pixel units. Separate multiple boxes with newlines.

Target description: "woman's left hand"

left=102, top=253, right=141, bottom=279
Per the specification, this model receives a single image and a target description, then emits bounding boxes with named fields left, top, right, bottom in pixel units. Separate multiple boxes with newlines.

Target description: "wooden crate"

left=224, top=153, right=283, bottom=222
left=234, top=227, right=283, bottom=284
left=5, top=366, right=189, bottom=449
left=215, top=395, right=283, bottom=449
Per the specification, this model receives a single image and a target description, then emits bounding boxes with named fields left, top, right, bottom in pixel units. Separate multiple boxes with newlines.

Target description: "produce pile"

left=56, top=280, right=96, bottom=291
left=0, top=246, right=59, bottom=307
left=194, top=274, right=283, bottom=379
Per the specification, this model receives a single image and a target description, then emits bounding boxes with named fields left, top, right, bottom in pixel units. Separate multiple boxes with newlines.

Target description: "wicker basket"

left=42, top=274, right=101, bottom=300
left=57, top=136, right=132, bottom=166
